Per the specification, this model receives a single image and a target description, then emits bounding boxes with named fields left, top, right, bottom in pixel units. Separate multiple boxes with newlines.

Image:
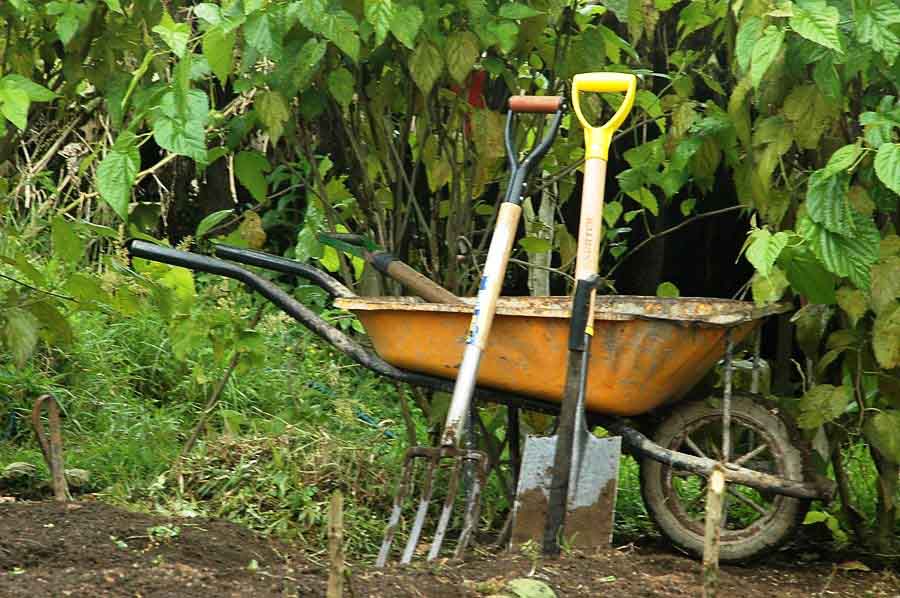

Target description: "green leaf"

left=783, top=84, right=832, bottom=149
left=196, top=209, right=234, bottom=238
left=519, top=237, right=552, bottom=253
left=751, top=26, right=785, bottom=88
left=789, top=0, right=842, bottom=53
left=626, top=187, right=658, bottom=216
left=751, top=266, right=790, bottom=305
left=735, top=17, right=763, bottom=73
left=505, top=578, right=556, bottom=598
left=288, top=38, right=328, bottom=94
left=46, top=0, right=88, bottom=45
left=873, top=303, right=900, bottom=369
left=312, top=9, right=360, bottom=61
left=864, top=409, right=900, bottom=463
left=823, top=144, right=861, bottom=176
left=27, top=300, right=73, bottom=345
left=104, top=0, right=122, bottom=14
left=806, top=170, right=853, bottom=236
left=745, top=229, right=790, bottom=278
left=499, top=3, right=542, bottom=19
left=365, top=0, right=394, bottom=46
left=203, top=28, right=235, bottom=82
left=0, top=87, right=29, bottom=130
left=488, top=21, right=519, bottom=53
left=802, top=214, right=881, bottom=290
left=153, top=11, right=191, bottom=57
left=327, top=68, right=354, bottom=110
left=781, top=246, right=837, bottom=304
left=152, top=90, right=209, bottom=162
left=96, top=131, right=140, bottom=221
left=813, top=59, right=841, bottom=102
left=4, top=308, right=39, bottom=367
left=0, top=75, right=56, bottom=102
left=797, top=384, right=852, bottom=429
left=871, top=256, right=900, bottom=315
left=245, top=11, right=280, bottom=58
left=604, top=201, right=623, bottom=227
left=856, top=0, right=900, bottom=64
left=235, top=150, right=270, bottom=203
left=390, top=4, right=423, bottom=49
left=409, top=41, right=443, bottom=94
left=194, top=3, right=221, bottom=25
left=51, top=216, right=83, bottom=267
left=656, top=282, right=680, bottom=298
left=874, top=143, right=900, bottom=195
left=446, top=32, right=480, bottom=84
left=256, top=90, right=290, bottom=141
left=836, top=286, right=868, bottom=326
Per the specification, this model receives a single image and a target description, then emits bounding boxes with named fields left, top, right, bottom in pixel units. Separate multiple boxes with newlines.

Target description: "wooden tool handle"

left=382, top=259, right=460, bottom=304
left=508, top=95, right=564, bottom=113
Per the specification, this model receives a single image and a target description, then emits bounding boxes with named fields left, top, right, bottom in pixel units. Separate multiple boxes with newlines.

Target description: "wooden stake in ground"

left=702, top=463, right=726, bottom=598
left=328, top=491, right=345, bottom=598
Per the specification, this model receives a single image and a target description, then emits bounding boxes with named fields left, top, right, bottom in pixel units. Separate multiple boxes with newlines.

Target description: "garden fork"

left=376, top=95, right=565, bottom=566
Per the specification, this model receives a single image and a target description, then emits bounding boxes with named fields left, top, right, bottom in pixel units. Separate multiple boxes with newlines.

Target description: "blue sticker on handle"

left=479, top=276, right=488, bottom=290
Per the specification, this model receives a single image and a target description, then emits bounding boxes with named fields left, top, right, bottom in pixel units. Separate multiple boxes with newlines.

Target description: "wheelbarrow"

left=127, top=238, right=835, bottom=563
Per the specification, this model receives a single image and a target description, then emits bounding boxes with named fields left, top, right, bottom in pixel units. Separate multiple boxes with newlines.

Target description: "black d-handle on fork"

left=503, top=96, right=565, bottom=206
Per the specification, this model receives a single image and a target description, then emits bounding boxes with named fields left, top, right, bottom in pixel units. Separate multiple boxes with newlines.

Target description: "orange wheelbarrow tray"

left=126, top=240, right=833, bottom=502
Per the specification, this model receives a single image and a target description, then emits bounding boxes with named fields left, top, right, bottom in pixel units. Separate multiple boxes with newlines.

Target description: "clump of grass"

left=151, top=423, right=403, bottom=559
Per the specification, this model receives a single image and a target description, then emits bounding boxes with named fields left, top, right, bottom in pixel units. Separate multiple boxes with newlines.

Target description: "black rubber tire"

left=639, top=396, right=809, bottom=562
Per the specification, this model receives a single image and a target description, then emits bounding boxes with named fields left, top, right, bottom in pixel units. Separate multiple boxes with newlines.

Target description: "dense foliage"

left=0, top=0, right=898, bottom=552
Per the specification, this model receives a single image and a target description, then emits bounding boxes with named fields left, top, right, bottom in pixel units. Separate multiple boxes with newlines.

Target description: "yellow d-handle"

left=572, top=73, right=637, bottom=161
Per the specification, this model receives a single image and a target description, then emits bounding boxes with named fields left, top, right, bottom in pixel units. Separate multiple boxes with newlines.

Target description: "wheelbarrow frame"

left=127, top=240, right=835, bottom=506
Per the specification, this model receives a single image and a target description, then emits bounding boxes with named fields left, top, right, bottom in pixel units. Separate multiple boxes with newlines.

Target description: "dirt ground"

left=0, top=501, right=896, bottom=597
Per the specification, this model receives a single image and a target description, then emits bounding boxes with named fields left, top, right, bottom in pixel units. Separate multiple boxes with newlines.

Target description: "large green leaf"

left=203, top=27, right=235, bottom=82
left=874, top=143, right=900, bottom=194
left=806, top=170, right=853, bottom=236
left=751, top=266, right=790, bottom=305
left=855, top=0, right=900, bottom=64
left=797, top=384, right=852, bottom=429
left=801, top=213, right=881, bottom=290
left=864, top=409, right=900, bottom=463
left=4, top=308, right=39, bottom=367
left=751, top=26, right=785, bottom=88
left=871, top=256, right=900, bottom=315
left=745, top=228, right=790, bottom=277
left=235, top=150, right=271, bottom=203
left=836, top=286, right=869, bottom=326
left=96, top=131, right=140, bottom=221
left=499, top=3, right=543, bottom=19
left=873, top=303, right=900, bottom=368
left=783, top=84, right=832, bottom=149
left=256, top=90, right=290, bottom=141
left=735, top=17, right=763, bottom=73
left=152, top=90, right=209, bottom=162
left=780, top=246, right=837, bottom=304
left=0, top=75, right=56, bottom=102
left=409, top=41, right=443, bottom=94
left=446, top=32, right=480, bottom=84
left=51, top=216, right=83, bottom=267
left=244, top=11, right=280, bottom=58
left=327, top=68, right=354, bottom=110
left=364, top=0, right=394, bottom=46
left=789, top=0, right=842, bottom=53
left=823, top=144, right=861, bottom=177
left=152, top=11, right=191, bottom=57
left=390, top=4, right=423, bottom=49
left=0, top=87, right=29, bottom=130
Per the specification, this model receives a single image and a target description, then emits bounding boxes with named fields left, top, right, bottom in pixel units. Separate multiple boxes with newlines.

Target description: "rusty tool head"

left=376, top=446, right=489, bottom=567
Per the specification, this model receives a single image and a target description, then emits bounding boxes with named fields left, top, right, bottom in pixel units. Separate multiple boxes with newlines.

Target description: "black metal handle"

left=503, top=104, right=565, bottom=206
left=211, top=244, right=354, bottom=298
left=568, top=274, right=604, bottom=352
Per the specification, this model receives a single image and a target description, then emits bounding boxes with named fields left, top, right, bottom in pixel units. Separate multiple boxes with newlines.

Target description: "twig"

left=608, top=205, right=745, bottom=276
left=134, top=152, right=179, bottom=186
left=508, top=257, right=575, bottom=282
left=0, top=272, right=76, bottom=302
left=701, top=463, right=726, bottom=598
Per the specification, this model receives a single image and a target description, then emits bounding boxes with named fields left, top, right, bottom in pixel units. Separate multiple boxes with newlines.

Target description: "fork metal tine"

left=400, top=452, right=439, bottom=564
left=427, top=456, right=463, bottom=561
left=376, top=449, right=418, bottom=567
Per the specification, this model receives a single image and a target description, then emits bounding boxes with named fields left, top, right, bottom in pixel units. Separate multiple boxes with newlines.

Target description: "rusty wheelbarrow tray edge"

left=125, top=241, right=832, bottom=503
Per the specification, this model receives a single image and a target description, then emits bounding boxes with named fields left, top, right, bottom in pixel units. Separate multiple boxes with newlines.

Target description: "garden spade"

left=376, top=95, right=565, bottom=566
left=510, top=73, right=637, bottom=555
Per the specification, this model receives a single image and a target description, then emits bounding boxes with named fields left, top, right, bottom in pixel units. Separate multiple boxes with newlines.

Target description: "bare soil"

left=0, top=500, right=896, bottom=597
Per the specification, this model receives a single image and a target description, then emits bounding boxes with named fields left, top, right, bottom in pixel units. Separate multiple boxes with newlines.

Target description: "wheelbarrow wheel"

left=639, top=395, right=808, bottom=562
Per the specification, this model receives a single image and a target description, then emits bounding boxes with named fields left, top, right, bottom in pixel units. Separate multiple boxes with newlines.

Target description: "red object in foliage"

left=451, top=70, right=488, bottom=137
